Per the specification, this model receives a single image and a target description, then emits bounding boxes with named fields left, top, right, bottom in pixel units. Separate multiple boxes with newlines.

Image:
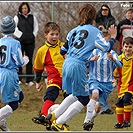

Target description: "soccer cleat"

left=0, top=123, right=10, bottom=131
left=122, top=120, right=131, bottom=128
left=101, top=109, right=114, bottom=115
left=45, top=112, right=56, bottom=130
left=114, top=123, right=123, bottom=129
left=83, top=120, right=94, bottom=131
left=32, top=115, right=48, bottom=126
left=46, top=112, right=56, bottom=123
left=51, top=120, right=69, bottom=131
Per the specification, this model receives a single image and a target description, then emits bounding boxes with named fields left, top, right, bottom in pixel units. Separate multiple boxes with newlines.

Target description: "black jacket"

left=17, top=14, right=35, bottom=44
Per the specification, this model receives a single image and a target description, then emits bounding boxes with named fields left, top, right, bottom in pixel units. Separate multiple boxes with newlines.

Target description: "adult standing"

left=95, top=4, right=116, bottom=31
left=14, top=2, right=39, bottom=86
left=116, top=8, right=133, bottom=55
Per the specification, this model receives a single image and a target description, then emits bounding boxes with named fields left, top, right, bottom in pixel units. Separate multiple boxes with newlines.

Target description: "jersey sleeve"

left=33, top=48, right=46, bottom=72
left=95, top=32, right=116, bottom=52
left=12, top=41, right=24, bottom=67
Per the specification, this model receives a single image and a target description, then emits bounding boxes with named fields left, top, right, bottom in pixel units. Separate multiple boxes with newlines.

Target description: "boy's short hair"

left=44, top=22, right=60, bottom=34
left=123, top=37, right=133, bottom=45
left=126, top=8, right=133, bottom=13
left=78, top=4, right=96, bottom=25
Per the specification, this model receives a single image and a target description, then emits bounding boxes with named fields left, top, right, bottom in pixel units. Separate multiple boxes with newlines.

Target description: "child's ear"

left=44, top=33, right=47, bottom=38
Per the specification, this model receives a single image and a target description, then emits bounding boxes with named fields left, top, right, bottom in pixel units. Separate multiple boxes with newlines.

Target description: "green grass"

left=1, top=80, right=133, bottom=132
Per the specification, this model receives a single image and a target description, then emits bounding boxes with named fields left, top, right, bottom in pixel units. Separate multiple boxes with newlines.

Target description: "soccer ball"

left=48, top=104, right=60, bottom=114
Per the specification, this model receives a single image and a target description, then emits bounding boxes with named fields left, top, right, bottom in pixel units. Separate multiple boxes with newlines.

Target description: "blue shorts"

left=0, top=68, right=22, bottom=103
left=89, top=79, right=114, bottom=106
left=62, top=57, right=89, bottom=96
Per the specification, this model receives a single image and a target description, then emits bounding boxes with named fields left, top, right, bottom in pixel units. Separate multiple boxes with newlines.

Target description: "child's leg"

left=41, top=86, right=59, bottom=116
left=123, top=92, right=132, bottom=127
left=0, top=105, right=13, bottom=125
left=84, top=89, right=99, bottom=123
left=54, top=94, right=78, bottom=118
left=55, top=95, right=89, bottom=124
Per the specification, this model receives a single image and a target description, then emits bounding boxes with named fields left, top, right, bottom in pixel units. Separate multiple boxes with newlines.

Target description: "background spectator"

left=116, top=8, right=133, bottom=55
left=14, top=2, right=39, bottom=86
left=95, top=4, right=116, bottom=31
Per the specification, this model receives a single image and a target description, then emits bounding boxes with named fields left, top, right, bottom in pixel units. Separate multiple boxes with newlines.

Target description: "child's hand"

left=107, top=52, right=116, bottom=62
left=90, top=55, right=100, bottom=61
left=22, top=55, right=29, bottom=66
left=36, top=82, right=43, bottom=91
left=108, top=24, right=117, bottom=39
left=112, top=79, right=117, bottom=88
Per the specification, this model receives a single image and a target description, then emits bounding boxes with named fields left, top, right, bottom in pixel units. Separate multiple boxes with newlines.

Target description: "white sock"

left=84, top=99, right=96, bottom=123
left=92, top=102, right=102, bottom=118
left=56, top=100, right=84, bottom=124
left=54, top=94, right=78, bottom=118
left=0, top=105, right=13, bottom=125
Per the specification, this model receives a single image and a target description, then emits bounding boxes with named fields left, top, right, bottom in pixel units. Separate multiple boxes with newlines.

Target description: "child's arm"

left=89, top=55, right=100, bottom=61
left=35, top=71, right=43, bottom=91
left=107, top=52, right=122, bottom=68
left=60, top=41, right=68, bottom=55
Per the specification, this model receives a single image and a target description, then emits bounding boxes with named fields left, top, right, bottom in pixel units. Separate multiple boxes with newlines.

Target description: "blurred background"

left=0, top=1, right=133, bottom=55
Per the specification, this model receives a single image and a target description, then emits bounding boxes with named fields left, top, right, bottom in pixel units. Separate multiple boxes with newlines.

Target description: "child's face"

left=45, top=30, right=59, bottom=45
left=126, top=11, right=133, bottom=20
left=123, top=43, right=133, bottom=56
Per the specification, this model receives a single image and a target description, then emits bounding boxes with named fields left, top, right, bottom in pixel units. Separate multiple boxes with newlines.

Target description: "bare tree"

left=0, top=1, right=132, bottom=54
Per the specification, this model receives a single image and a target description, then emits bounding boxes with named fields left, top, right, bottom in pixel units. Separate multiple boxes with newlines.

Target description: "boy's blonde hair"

left=78, top=4, right=96, bottom=25
left=44, top=22, right=60, bottom=34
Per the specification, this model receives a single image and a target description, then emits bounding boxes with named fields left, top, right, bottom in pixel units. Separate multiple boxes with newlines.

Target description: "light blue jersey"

left=0, top=37, right=24, bottom=70
left=0, top=37, right=24, bottom=103
left=61, top=24, right=116, bottom=96
left=88, top=49, right=122, bottom=82
left=87, top=49, right=122, bottom=106
left=61, top=24, right=115, bottom=62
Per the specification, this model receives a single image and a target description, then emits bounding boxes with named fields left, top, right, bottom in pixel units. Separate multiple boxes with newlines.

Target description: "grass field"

left=1, top=79, right=133, bottom=132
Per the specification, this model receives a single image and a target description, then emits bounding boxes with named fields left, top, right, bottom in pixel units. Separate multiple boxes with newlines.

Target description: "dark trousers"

left=18, top=43, right=35, bottom=83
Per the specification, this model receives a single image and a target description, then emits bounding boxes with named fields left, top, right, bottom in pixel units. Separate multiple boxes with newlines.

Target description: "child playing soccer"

left=0, top=16, right=29, bottom=131
left=32, top=22, right=65, bottom=130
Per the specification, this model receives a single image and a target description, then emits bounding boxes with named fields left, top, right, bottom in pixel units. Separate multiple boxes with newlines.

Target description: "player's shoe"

left=45, top=112, right=56, bottom=130
left=83, top=120, right=94, bottom=131
left=0, top=123, right=10, bottom=131
left=122, top=120, right=131, bottom=128
left=51, top=120, right=69, bottom=131
left=114, top=123, right=123, bottom=129
left=32, top=115, right=48, bottom=126
left=101, top=109, right=114, bottom=115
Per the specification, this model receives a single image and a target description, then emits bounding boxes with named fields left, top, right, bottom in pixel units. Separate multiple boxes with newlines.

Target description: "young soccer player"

left=83, top=30, right=122, bottom=131
left=43, top=4, right=117, bottom=131
left=31, top=22, right=65, bottom=130
left=114, top=36, right=133, bottom=129
left=0, top=16, right=29, bottom=131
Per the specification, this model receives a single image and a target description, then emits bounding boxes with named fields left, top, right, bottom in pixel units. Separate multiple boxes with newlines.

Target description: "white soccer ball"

left=48, top=104, right=60, bottom=114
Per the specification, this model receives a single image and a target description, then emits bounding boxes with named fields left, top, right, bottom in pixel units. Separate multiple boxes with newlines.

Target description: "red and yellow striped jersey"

left=114, top=53, right=133, bottom=97
left=33, top=40, right=65, bottom=89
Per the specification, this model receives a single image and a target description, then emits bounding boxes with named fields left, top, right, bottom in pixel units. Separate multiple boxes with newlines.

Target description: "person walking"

left=0, top=16, right=29, bottom=131
left=14, top=2, right=39, bottom=86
